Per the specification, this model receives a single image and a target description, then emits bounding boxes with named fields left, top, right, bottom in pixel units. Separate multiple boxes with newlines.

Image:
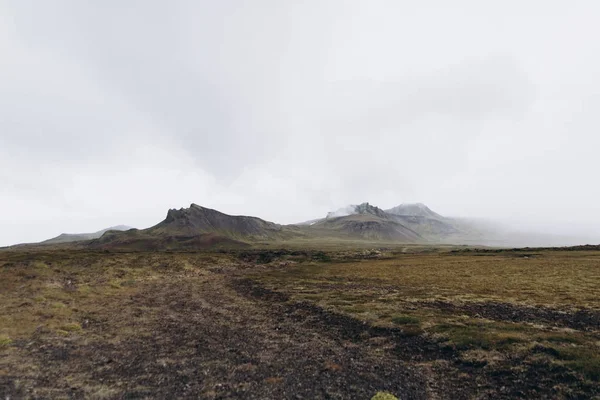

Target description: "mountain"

left=327, top=202, right=389, bottom=219
left=37, top=202, right=529, bottom=249
left=146, top=204, right=299, bottom=240
left=307, top=202, right=423, bottom=242
left=295, top=218, right=322, bottom=226
left=93, top=202, right=425, bottom=249
left=10, top=201, right=593, bottom=250
left=42, top=225, right=133, bottom=244
left=384, top=203, right=462, bottom=240
left=90, top=204, right=302, bottom=250
left=386, top=203, right=443, bottom=219
left=306, top=202, right=469, bottom=242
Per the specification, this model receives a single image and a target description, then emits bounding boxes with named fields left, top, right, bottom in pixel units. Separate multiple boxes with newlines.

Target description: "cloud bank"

left=1, top=1, right=600, bottom=245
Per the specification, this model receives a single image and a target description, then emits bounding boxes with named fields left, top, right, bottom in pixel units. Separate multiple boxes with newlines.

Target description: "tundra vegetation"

left=1, top=246, right=599, bottom=398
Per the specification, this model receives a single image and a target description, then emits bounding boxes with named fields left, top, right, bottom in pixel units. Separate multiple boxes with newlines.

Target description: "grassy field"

left=257, top=250, right=600, bottom=369
left=1, top=247, right=599, bottom=398
left=257, top=250, right=600, bottom=306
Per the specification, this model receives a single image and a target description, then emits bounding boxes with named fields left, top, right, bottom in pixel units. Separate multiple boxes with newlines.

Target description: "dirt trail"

left=2, top=269, right=433, bottom=399
left=230, top=279, right=600, bottom=400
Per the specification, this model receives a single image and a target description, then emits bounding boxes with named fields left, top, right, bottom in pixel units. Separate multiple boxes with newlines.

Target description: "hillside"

left=41, top=225, right=133, bottom=244
left=308, top=203, right=423, bottom=242
left=385, top=203, right=443, bottom=219
left=384, top=203, right=463, bottom=240
left=302, top=202, right=498, bottom=243
left=90, top=204, right=302, bottom=250
left=91, top=203, right=425, bottom=249
left=146, top=204, right=299, bottom=240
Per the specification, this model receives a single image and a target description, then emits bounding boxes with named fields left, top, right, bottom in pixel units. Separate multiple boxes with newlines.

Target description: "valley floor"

left=0, top=248, right=599, bottom=399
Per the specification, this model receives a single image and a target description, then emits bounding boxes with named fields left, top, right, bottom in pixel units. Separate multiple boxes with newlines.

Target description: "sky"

left=1, top=0, right=600, bottom=246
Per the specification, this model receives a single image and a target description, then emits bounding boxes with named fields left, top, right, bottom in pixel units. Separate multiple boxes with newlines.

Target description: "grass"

left=431, top=322, right=527, bottom=350
left=0, top=335, right=12, bottom=348
left=60, top=322, right=82, bottom=332
left=1, top=246, right=599, bottom=395
left=0, top=249, right=245, bottom=397
left=551, top=346, right=600, bottom=381
left=371, top=392, right=398, bottom=400
left=253, top=249, right=600, bottom=382
left=0, top=251, right=226, bottom=340
left=391, top=315, right=420, bottom=325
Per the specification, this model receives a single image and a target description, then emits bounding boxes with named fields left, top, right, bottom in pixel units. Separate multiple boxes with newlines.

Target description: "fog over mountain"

left=41, top=225, right=133, bottom=245
left=1, top=1, right=600, bottom=246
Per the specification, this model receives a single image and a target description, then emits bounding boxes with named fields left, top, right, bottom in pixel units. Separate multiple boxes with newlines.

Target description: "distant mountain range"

left=19, top=202, right=597, bottom=250
left=87, top=202, right=471, bottom=250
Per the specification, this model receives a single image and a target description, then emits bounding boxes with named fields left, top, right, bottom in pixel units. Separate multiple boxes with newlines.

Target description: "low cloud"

left=1, top=1, right=599, bottom=245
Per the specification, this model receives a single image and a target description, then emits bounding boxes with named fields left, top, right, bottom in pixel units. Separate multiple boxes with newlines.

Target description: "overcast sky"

left=1, top=0, right=600, bottom=246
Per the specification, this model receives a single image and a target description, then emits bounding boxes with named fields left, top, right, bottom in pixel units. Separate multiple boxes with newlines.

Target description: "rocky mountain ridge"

left=22, top=200, right=588, bottom=250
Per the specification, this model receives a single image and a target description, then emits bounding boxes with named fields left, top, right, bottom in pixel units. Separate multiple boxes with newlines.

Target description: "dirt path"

left=2, top=270, right=433, bottom=399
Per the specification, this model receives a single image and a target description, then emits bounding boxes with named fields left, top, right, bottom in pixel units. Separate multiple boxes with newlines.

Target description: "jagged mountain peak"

left=152, top=203, right=296, bottom=241
left=326, top=202, right=387, bottom=219
left=166, top=203, right=222, bottom=222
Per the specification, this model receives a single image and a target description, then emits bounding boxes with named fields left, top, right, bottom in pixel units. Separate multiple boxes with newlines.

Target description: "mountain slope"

left=384, top=203, right=464, bottom=240
left=309, top=202, right=473, bottom=242
left=91, top=204, right=303, bottom=250
left=42, top=225, right=133, bottom=244
left=308, top=203, right=423, bottom=242
left=146, top=204, right=298, bottom=240
left=388, top=215, right=461, bottom=237
left=385, top=203, right=443, bottom=219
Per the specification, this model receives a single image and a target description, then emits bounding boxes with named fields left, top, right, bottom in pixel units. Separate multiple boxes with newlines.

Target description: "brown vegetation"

left=1, top=247, right=599, bottom=398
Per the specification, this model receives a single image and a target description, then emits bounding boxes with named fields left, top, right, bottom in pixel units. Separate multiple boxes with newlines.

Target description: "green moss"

left=542, top=334, right=583, bottom=345
left=0, top=335, right=13, bottom=348
left=400, top=325, right=424, bottom=337
left=343, top=305, right=369, bottom=314
left=552, top=347, right=600, bottom=381
left=109, top=280, right=122, bottom=289
left=78, top=285, right=92, bottom=294
left=432, top=322, right=527, bottom=350
left=31, top=261, right=48, bottom=269
left=371, top=392, right=399, bottom=400
left=567, top=357, right=600, bottom=381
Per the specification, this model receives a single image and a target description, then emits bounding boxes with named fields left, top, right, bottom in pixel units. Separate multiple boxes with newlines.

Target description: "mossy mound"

left=371, top=392, right=399, bottom=400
